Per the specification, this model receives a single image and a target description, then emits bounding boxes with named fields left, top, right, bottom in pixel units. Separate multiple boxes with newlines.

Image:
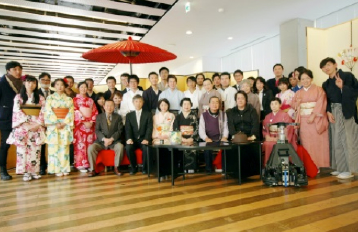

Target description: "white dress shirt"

left=217, top=86, right=237, bottom=110
left=184, top=89, right=202, bottom=109
left=258, top=90, right=264, bottom=110
left=119, top=89, right=143, bottom=123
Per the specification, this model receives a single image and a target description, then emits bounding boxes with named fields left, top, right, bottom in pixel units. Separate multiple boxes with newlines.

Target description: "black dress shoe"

left=39, top=169, right=46, bottom=175
left=0, top=166, right=12, bottom=181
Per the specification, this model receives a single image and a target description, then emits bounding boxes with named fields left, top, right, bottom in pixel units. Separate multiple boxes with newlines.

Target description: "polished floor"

left=1, top=168, right=358, bottom=232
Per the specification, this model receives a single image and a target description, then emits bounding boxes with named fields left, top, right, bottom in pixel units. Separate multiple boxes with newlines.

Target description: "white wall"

left=0, top=65, right=5, bottom=76
left=221, top=35, right=281, bottom=80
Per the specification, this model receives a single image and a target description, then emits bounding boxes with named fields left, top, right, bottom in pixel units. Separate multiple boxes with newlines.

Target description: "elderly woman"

left=292, top=69, right=329, bottom=173
left=44, top=79, right=74, bottom=177
left=226, top=91, right=260, bottom=178
left=198, top=78, right=222, bottom=117
left=7, top=75, right=46, bottom=181
left=73, top=81, right=98, bottom=172
left=241, top=79, right=261, bottom=120
left=173, top=98, right=199, bottom=173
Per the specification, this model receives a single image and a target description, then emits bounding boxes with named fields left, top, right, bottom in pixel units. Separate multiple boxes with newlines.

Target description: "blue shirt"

left=158, top=88, right=185, bottom=111
left=291, top=85, right=302, bottom=93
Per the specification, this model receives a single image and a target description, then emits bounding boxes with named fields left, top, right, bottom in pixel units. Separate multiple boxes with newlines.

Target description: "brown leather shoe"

left=114, top=167, right=122, bottom=176
left=88, top=171, right=98, bottom=177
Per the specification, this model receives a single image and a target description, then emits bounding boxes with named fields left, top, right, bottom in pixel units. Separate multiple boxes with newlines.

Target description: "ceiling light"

left=228, top=37, right=233, bottom=40
left=186, top=30, right=193, bottom=35
left=190, top=56, right=194, bottom=59
left=218, top=8, right=224, bottom=13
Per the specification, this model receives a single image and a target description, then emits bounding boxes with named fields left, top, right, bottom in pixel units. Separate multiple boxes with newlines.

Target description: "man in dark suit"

left=142, top=71, right=161, bottom=115
left=232, top=69, right=243, bottom=91
left=38, top=72, right=54, bottom=175
left=266, top=63, right=289, bottom=96
left=87, top=100, right=124, bottom=177
left=104, top=76, right=119, bottom=100
left=120, top=73, right=144, bottom=95
left=125, top=94, right=153, bottom=175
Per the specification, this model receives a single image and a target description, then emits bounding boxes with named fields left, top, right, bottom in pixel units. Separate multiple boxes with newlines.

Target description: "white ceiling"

left=105, top=0, right=358, bottom=82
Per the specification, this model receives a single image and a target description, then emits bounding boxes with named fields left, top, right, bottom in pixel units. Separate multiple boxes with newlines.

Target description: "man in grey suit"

left=88, top=100, right=124, bottom=177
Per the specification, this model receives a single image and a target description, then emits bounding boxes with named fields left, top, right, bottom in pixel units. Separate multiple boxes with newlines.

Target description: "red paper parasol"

left=82, top=36, right=177, bottom=74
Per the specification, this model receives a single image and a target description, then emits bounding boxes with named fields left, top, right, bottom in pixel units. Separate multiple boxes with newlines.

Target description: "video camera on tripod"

left=262, top=122, right=308, bottom=187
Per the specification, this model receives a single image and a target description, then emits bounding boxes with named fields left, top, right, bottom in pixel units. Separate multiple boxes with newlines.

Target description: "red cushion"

left=95, top=149, right=143, bottom=173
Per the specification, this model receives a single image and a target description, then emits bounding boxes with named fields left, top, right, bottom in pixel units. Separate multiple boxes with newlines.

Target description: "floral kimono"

left=7, top=94, right=46, bottom=174
left=44, top=92, right=74, bottom=174
left=73, top=94, right=98, bottom=169
left=152, top=111, right=175, bottom=145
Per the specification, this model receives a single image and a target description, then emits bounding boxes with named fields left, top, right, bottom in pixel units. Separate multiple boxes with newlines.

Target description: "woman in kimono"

left=198, top=78, right=221, bottom=117
left=152, top=98, right=175, bottom=177
left=262, top=97, right=295, bottom=166
left=173, top=98, right=199, bottom=173
left=292, top=69, right=329, bottom=172
left=45, top=79, right=74, bottom=177
left=152, top=98, right=175, bottom=145
left=73, top=82, right=98, bottom=172
left=276, top=78, right=295, bottom=119
left=7, top=75, right=46, bottom=181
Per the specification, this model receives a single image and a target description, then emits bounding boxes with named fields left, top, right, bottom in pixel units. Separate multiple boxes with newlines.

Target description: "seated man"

left=199, top=96, right=229, bottom=174
left=87, top=100, right=124, bottom=177
left=125, top=95, right=153, bottom=175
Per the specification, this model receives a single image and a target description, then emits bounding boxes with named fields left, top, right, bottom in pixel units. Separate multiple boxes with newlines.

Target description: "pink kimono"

left=276, top=89, right=295, bottom=119
left=292, top=84, right=330, bottom=168
left=6, top=94, right=46, bottom=174
left=262, top=110, right=296, bottom=166
left=73, top=94, right=98, bottom=169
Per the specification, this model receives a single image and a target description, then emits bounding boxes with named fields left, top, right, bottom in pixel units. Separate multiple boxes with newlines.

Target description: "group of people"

left=0, top=57, right=357, bottom=182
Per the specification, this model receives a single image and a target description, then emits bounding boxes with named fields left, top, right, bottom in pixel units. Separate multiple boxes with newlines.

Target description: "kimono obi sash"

left=52, top=108, right=69, bottom=119
left=300, top=102, right=316, bottom=116
left=269, top=125, right=278, bottom=136
left=21, top=105, right=41, bottom=116
left=80, top=106, right=92, bottom=118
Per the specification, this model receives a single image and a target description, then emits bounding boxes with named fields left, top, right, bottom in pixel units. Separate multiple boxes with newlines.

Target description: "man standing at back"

left=267, top=64, right=288, bottom=96
left=85, top=78, right=97, bottom=101
left=158, top=67, right=169, bottom=91
left=232, top=69, right=244, bottom=91
left=142, top=72, right=161, bottom=115
left=64, top=75, right=77, bottom=98
left=119, top=75, right=143, bottom=123
left=158, top=75, right=184, bottom=116
left=196, top=73, right=206, bottom=95
left=104, top=76, right=119, bottom=100
left=120, top=73, right=144, bottom=95
left=217, top=72, right=237, bottom=111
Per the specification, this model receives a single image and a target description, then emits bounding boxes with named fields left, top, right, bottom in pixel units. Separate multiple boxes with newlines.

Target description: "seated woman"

left=292, top=69, right=329, bottom=174
left=152, top=98, right=175, bottom=177
left=276, top=78, right=295, bottom=119
left=173, top=98, right=199, bottom=173
left=73, top=81, right=98, bottom=172
left=94, top=92, right=105, bottom=114
left=44, top=79, right=74, bottom=177
left=262, top=98, right=295, bottom=166
left=7, top=75, right=46, bottom=181
left=226, top=91, right=260, bottom=178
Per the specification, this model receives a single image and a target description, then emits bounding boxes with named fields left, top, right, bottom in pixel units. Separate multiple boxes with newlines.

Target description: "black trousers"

left=69, top=144, right=74, bottom=165
left=40, top=144, right=47, bottom=169
left=0, top=129, right=11, bottom=166
left=126, top=142, right=148, bottom=172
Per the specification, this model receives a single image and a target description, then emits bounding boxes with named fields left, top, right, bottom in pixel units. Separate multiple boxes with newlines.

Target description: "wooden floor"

left=1, top=168, right=358, bottom=232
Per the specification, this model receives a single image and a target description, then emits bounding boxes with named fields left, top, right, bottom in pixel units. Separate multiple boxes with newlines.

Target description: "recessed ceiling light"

left=218, top=8, right=224, bottom=13
left=190, top=56, right=194, bottom=59
left=186, top=30, right=193, bottom=35
left=228, top=37, right=233, bottom=40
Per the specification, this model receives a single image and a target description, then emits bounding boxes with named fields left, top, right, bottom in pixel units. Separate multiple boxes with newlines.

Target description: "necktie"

left=107, top=115, right=111, bottom=127
left=45, top=90, right=49, bottom=99
left=136, top=111, right=140, bottom=129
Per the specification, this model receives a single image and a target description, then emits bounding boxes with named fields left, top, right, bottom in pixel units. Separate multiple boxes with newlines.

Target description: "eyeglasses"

left=41, top=79, right=51, bottom=82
